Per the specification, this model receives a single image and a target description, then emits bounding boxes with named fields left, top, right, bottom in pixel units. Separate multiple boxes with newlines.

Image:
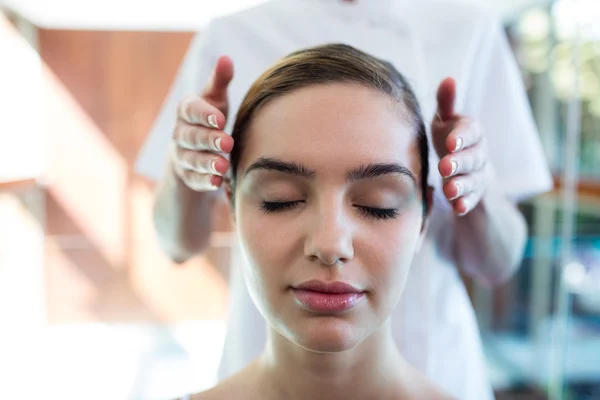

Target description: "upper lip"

left=293, top=280, right=363, bottom=294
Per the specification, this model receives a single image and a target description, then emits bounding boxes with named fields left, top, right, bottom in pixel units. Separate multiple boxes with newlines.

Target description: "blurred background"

left=0, top=0, right=598, bottom=399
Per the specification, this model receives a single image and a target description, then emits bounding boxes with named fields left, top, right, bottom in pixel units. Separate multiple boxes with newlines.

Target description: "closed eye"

left=260, top=201, right=303, bottom=213
left=260, top=201, right=399, bottom=220
left=355, top=206, right=399, bottom=220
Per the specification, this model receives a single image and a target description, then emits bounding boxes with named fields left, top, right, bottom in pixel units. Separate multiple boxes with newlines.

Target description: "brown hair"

left=230, top=44, right=429, bottom=214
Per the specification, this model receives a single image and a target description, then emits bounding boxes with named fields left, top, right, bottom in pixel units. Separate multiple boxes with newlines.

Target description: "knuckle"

left=193, top=126, right=212, bottom=150
left=186, top=127, right=201, bottom=148
left=179, top=150, right=195, bottom=169
left=178, top=96, right=193, bottom=120
left=174, top=146, right=186, bottom=163
left=173, top=161, right=185, bottom=178
left=177, top=125, right=192, bottom=145
left=184, top=171, right=203, bottom=190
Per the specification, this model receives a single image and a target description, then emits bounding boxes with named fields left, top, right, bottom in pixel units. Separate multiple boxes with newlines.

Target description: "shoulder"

left=399, top=363, right=456, bottom=400
left=186, top=386, right=225, bottom=400
left=410, top=383, right=456, bottom=400
left=186, top=362, right=261, bottom=400
left=185, top=382, right=242, bottom=400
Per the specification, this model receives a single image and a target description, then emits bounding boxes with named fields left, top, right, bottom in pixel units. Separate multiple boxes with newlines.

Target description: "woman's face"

left=233, top=83, right=428, bottom=353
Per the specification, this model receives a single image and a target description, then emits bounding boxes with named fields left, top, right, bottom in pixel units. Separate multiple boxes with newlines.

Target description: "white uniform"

left=136, top=1, right=553, bottom=399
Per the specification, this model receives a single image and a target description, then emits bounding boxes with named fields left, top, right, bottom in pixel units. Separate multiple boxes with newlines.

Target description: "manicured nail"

left=210, top=159, right=219, bottom=175
left=208, top=114, right=219, bottom=129
left=453, top=183, right=462, bottom=199
left=210, top=175, right=222, bottom=189
left=214, top=137, right=222, bottom=151
left=450, top=161, right=458, bottom=176
left=454, top=137, right=463, bottom=152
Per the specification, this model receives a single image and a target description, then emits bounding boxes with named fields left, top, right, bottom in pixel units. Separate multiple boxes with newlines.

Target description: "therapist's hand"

left=172, top=56, right=235, bottom=191
left=432, top=77, right=488, bottom=216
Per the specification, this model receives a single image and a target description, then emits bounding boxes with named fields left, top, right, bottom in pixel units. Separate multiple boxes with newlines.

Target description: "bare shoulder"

left=187, top=362, right=261, bottom=400
left=187, top=381, right=254, bottom=400
left=412, top=380, right=456, bottom=400
left=400, top=364, right=456, bottom=400
left=186, top=384, right=227, bottom=400
left=427, top=389, right=458, bottom=400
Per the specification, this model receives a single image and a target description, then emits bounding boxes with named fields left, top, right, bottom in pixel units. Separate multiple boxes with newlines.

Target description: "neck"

left=257, top=320, right=408, bottom=400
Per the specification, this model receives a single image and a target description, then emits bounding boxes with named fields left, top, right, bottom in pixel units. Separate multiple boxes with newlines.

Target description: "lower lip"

left=292, top=289, right=364, bottom=313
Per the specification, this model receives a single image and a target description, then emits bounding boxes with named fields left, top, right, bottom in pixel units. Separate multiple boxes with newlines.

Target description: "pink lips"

left=292, top=280, right=365, bottom=313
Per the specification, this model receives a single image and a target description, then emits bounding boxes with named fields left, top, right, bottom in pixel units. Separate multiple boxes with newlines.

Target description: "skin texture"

left=234, top=84, right=425, bottom=353
left=188, top=83, right=453, bottom=400
left=154, top=58, right=526, bottom=288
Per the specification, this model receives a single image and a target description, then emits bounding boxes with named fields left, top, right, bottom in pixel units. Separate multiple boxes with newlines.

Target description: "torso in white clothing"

left=136, top=1, right=553, bottom=400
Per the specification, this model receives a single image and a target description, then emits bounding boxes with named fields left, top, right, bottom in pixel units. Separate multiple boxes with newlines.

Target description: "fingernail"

left=210, top=175, right=222, bottom=189
left=210, top=159, right=219, bottom=175
left=454, top=137, right=463, bottom=152
left=453, top=183, right=462, bottom=199
left=214, top=137, right=222, bottom=151
left=208, top=114, right=219, bottom=129
left=450, top=161, right=458, bottom=176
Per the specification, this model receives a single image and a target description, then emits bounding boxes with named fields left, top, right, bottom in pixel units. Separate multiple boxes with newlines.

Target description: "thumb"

left=203, top=56, right=234, bottom=104
left=435, top=77, right=456, bottom=121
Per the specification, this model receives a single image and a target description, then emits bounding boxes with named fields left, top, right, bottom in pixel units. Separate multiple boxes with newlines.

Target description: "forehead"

left=240, top=83, right=420, bottom=173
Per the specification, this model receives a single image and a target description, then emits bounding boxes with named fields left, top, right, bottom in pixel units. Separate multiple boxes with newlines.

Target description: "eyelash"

left=260, top=201, right=399, bottom=220
left=260, top=201, right=303, bottom=213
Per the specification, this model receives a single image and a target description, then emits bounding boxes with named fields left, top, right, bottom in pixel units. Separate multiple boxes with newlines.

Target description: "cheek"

left=238, top=202, right=287, bottom=267
left=360, top=214, right=423, bottom=308
left=235, top=200, right=295, bottom=305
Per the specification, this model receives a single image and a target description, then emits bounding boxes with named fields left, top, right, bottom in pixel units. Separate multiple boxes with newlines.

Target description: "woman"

left=181, top=44, right=453, bottom=400
left=141, top=2, right=553, bottom=398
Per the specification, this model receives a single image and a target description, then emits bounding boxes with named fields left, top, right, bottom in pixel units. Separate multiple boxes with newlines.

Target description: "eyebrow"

left=244, top=157, right=416, bottom=186
left=346, top=163, right=417, bottom=186
left=244, top=157, right=317, bottom=179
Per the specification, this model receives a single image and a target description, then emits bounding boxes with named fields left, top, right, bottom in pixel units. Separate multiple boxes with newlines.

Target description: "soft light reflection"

left=518, top=8, right=551, bottom=41
left=0, top=14, right=44, bottom=182
left=563, top=261, right=586, bottom=287
left=0, top=193, right=45, bottom=399
left=553, top=0, right=600, bottom=41
left=43, top=64, right=128, bottom=268
left=130, top=180, right=228, bottom=321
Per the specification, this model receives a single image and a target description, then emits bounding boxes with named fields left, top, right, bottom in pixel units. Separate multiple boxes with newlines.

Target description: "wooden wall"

left=37, top=29, right=229, bottom=324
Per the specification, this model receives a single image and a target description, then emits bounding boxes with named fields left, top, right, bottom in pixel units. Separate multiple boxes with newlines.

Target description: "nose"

left=304, top=201, right=354, bottom=266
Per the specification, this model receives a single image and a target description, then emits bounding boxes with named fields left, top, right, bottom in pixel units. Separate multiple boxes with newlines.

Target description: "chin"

left=288, top=318, right=366, bottom=353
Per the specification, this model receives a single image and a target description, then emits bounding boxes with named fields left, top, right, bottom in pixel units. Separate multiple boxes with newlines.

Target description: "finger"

left=442, top=171, right=486, bottom=201
left=445, top=119, right=484, bottom=154
left=452, top=191, right=484, bottom=216
left=431, top=115, right=459, bottom=134
left=174, top=148, right=230, bottom=176
left=438, top=144, right=487, bottom=178
left=173, top=162, right=223, bottom=192
left=431, top=114, right=459, bottom=159
left=174, top=122, right=234, bottom=153
left=435, top=77, right=456, bottom=121
left=202, top=56, right=234, bottom=105
left=178, top=95, right=226, bottom=129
